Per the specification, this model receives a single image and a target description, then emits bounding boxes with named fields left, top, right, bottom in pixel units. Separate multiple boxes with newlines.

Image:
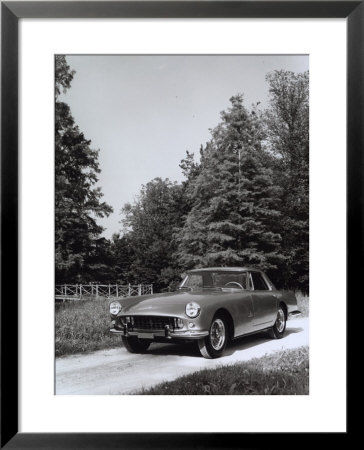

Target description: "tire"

left=268, top=305, right=287, bottom=339
left=198, top=315, right=228, bottom=359
left=122, top=336, right=151, bottom=353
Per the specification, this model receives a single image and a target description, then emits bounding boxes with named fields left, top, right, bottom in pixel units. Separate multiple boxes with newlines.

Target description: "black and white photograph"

left=55, top=54, right=309, bottom=395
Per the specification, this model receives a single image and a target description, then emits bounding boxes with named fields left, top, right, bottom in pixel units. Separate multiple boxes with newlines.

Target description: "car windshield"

left=180, top=272, right=248, bottom=290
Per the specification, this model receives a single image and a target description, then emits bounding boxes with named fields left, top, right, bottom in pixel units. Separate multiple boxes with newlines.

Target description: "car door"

left=233, top=289, right=255, bottom=336
left=216, top=272, right=255, bottom=337
left=249, top=271, right=278, bottom=327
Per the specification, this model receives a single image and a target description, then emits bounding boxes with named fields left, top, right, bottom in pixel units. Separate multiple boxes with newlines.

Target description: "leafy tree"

left=174, top=95, right=284, bottom=275
left=109, top=233, right=137, bottom=284
left=117, top=178, right=186, bottom=291
left=55, top=56, right=75, bottom=97
left=82, top=237, right=116, bottom=283
left=55, top=55, right=113, bottom=283
left=265, top=70, right=309, bottom=291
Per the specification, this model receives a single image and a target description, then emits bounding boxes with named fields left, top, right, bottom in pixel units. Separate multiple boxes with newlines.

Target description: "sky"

left=61, top=55, right=309, bottom=238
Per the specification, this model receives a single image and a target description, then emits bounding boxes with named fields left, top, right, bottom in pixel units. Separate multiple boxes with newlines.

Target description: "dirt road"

left=56, top=317, right=308, bottom=395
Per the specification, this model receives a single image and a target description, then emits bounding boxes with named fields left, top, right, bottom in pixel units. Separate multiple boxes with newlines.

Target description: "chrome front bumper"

left=110, top=326, right=209, bottom=340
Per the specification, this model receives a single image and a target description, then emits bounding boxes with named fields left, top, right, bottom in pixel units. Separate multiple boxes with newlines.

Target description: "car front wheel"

left=122, top=336, right=151, bottom=353
left=198, top=315, right=228, bottom=359
left=268, top=305, right=286, bottom=339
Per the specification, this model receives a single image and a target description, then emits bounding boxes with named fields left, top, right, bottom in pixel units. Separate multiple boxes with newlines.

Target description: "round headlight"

left=185, top=302, right=200, bottom=318
left=110, top=301, right=121, bottom=315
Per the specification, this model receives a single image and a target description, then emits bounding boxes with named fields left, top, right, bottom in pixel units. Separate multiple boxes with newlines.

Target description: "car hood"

left=116, top=289, right=231, bottom=316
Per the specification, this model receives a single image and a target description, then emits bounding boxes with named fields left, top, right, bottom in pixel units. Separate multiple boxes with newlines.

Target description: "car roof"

left=187, top=267, right=261, bottom=273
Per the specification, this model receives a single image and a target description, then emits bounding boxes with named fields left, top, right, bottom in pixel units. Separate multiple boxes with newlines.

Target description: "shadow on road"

left=148, top=341, right=201, bottom=357
left=224, top=326, right=303, bottom=356
left=146, top=326, right=304, bottom=358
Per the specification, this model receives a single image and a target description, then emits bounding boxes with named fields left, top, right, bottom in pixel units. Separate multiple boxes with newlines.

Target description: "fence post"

left=151, top=284, right=153, bottom=295
left=108, top=284, right=111, bottom=297
left=96, top=285, right=99, bottom=298
left=128, top=283, right=131, bottom=297
left=116, top=285, right=118, bottom=298
left=138, top=284, right=141, bottom=296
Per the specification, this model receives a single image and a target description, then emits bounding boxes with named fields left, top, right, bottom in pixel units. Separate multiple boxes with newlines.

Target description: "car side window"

left=250, top=272, right=269, bottom=291
left=213, top=273, right=247, bottom=289
left=239, top=273, right=248, bottom=289
left=187, top=275, right=203, bottom=288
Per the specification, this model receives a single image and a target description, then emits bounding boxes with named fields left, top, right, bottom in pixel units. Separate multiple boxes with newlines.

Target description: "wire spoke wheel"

left=210, top=318, right=226, bottom=350
left=268, top=304, right=286, bottom=339
left=198, top=314, right=229, bottom=359
left=276, top=308, right=285, bottom=333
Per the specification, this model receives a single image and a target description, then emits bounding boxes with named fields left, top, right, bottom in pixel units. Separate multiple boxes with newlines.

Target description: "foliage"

left=113, top=178, right=187, bottom=291
left=108, top=233, right=136, bottom=284
left=264, top=70, right=309, bottom=291
left=139, top=346, right=309, bottom=395
left=296, top=292, right=309, bottom=317
left=117, top=73, right=309, bottom=291
left=55, top=297, right=117, bottom=357
left=55, top=55, right=113, bottom=283
left=174, top=95, right=284, bottom=276
left=55, top=61, right=309, bottom=292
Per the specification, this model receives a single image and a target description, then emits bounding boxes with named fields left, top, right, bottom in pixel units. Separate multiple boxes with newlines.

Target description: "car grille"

left=131, top=316, right=175, bottom=331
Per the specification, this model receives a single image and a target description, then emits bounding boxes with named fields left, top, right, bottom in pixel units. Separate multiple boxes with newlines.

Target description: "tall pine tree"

left=265, top=70, right=309, bottom=291
left=175, top=95, right=283, bottom=274
left=55, top=55, right=113, bottom=283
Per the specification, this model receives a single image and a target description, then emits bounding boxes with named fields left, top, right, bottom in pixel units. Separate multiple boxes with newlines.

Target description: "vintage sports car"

left=109, top=267, right=301, bottom=359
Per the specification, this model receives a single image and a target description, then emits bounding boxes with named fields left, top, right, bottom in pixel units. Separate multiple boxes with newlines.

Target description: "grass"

left=296, top=292, right=309, bottom=317
left=138, top=346, right=309, bottom=395
left=55, top=297, right=119, bottom=357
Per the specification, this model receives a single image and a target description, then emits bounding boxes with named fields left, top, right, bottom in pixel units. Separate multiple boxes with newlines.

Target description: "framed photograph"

left=1, top=1, right=355, bottom=447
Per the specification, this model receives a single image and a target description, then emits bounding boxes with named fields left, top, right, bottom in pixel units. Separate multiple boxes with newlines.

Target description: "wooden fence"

left=55, top=284, right=153, bottom=301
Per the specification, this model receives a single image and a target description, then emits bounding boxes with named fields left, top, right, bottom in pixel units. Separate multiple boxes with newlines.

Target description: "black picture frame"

left=1, top=1, right=355, bottom=448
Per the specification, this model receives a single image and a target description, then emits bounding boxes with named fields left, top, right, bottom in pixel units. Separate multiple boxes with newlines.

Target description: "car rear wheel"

left=268, top=305, right=286, bottom=339
left=122, top=336, right=151, bottom=353
left=198, top=315, right=228, bottom=359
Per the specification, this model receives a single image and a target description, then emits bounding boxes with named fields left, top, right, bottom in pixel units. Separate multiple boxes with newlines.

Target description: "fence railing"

left=55, top=284, right=153, bottom=299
